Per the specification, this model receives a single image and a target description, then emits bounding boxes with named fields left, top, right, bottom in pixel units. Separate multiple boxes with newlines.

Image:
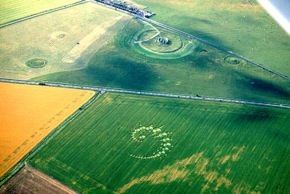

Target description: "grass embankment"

left=30, top=93, right=290, bottom=193
left=0, top=82, right=95, bottom=178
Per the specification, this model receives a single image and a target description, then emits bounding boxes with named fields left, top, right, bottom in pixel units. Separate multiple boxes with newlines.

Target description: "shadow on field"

left=185, top=16, right=214, bottom=25
left=187, top=49, right=218, bottom=71
left=234, top=108, right=276, bottom=122
left=272, top=130, right=290, bottom=146
left=173, top=17, right=231, bottom=50
left=232, top=72, right=290, bottom=99
left=85, top=56, right=159, bottom=91
left=172, top=15, right=215, bottom=27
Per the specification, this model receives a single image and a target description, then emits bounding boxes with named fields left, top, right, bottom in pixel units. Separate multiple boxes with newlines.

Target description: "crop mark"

left=61, top=15, right=123, bottom=64
left=120, top=145, right=250, bottom=193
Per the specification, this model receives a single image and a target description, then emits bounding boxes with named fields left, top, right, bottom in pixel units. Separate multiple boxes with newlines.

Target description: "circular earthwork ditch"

left=138, top=30, right=184, bottom=53
left=132, top=29, right=196, bottom=59
left=224, top=56, right=242, bottom=65
left=26, top=58, right=48, bottom=68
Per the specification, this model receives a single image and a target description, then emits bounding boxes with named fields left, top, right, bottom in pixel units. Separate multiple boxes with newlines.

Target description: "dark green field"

left=32, top=19, right=290, bottom=105
left=30, top=93, right=290, bottom=193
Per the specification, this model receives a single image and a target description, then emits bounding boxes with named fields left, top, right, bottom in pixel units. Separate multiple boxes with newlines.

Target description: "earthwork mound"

left=26, top=58, right=48, bottom=68
left=50, top=31, right=67, bottom=40
left=56, top=33, right=66, bottom=39
left=133, top=29, right=196, bottom=59
left=224, top=56, right=242, bottom=65
left=139, top=30, right=184, bottom=53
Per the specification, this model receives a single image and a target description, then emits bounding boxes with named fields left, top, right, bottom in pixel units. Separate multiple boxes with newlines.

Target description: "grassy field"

left=0, top=0, right=81, bottom=25
left=33, top=19, right=290, bottom=105
left=30, top=93, right=290, bottom=193
left=0, top=2, right=130, bottom=79
left=0, top=82, right=95, bottom=178
left=132, top=0, right=290, bottom=77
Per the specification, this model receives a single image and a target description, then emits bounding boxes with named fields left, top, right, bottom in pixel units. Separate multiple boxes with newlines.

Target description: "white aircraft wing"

left=258, top=0, right=290, bottom=34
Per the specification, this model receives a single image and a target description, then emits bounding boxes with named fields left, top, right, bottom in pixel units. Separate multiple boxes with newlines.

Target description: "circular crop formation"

left=132, top=29, right=196, bottom=59
left=130, top=125, right=173, bottom=159
left=26, top=58, right=48, bottom=68
left=224, top=56, right=242, bottom=65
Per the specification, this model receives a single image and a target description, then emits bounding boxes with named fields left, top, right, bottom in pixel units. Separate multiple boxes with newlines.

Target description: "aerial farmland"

left=0, top=0, right=289, bottom=193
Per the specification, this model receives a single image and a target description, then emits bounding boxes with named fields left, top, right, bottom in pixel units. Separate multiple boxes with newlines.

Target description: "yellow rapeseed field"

left=0, top=82, right=95, bottom=177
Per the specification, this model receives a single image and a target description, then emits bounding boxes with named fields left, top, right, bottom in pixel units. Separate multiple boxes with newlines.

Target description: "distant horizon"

left=258, top=0, right=290, bottom=34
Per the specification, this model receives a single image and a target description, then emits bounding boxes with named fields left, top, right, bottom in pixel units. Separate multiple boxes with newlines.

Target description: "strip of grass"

left=30, top=93, right=290, bottom=193
left=0, top=0, right=81, bottom=24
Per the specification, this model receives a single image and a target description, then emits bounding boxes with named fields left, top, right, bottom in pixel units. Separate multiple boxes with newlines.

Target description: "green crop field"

left=0, top=0, right=81, bottom=25
left=0, top=2, right=130, bottom=79
left=131, top=0, right=290, bottom=77
left=33, top=19, right=290, bottom=105
left=30, top=93, right=290, bottom=193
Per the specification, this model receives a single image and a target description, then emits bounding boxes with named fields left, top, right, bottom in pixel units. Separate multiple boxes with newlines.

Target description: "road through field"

left=1, top=79, right=289, bottom=109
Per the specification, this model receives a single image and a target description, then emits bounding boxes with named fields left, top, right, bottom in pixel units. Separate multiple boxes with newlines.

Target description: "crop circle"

left=130, top=125, right=173, bottom=159
left=26, top=58, right=47, bottom=68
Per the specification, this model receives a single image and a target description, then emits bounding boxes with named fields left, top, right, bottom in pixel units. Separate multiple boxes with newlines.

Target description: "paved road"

left=1, top=78, right=289, bottom=109
left=134, top=20, right=160, bottom=44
